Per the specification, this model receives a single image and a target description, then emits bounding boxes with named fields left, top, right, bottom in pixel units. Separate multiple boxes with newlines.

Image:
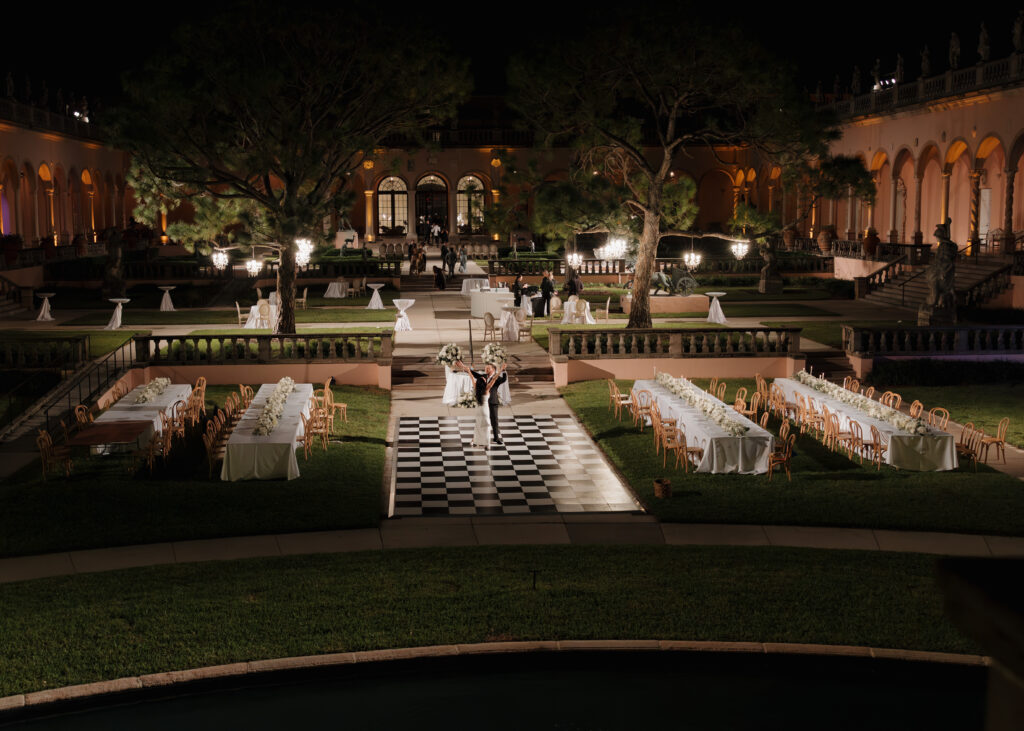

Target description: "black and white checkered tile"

left=392, top=415, right=639, bottom=516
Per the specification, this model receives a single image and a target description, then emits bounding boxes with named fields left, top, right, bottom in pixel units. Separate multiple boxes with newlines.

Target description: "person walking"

left=540, top=269, right=554, bottom=316
left=459, top=245, right=468, bottom=273
left=446, top=247, right=457, bottom=277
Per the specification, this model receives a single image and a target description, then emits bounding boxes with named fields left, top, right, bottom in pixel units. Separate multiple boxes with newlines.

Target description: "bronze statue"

left=918, top=218, right=957, bottom=325
left=651, top=266, right=697, bottom=296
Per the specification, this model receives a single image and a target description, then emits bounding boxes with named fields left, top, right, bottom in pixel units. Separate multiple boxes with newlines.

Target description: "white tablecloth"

left=96, top=383, right=194, bottom=445
left=470, top=290, right=514, bottom=318
left=561, top=299, right=596, bottom=325
left=499, top=308, right=519, bottom=341
left=244, top=303, right=277, bottom=329
left=159, top=289, right=176, bottom=312
left=36, top=296, right=53, bottom=322
left=461, top=278, right=489, bottom=294
left=367, top=284, right=385, bottom=310
left=103, top=301, right=128, bottom=330
left=707, top=296, right=727, bottom=324
left=222, top=383, right=314, bottom=481
left=774, top=378, right=957, bottom=471
left=324, top=280, right=349, bottom=298
left=442, top=366, right=511, bottom=406
left=632, top=379, right=773, bottom=474
left=394, top=298, right=415, bottom=332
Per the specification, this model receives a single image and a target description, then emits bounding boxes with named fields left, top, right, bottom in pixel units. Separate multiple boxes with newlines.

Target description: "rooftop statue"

left=920, top=45, right=931, bottom=77
left=950, top=33, right=961, bottom=70
left=978, top=22, right=991, bottom=63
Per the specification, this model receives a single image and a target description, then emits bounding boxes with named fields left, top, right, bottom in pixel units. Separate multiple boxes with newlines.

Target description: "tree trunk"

left=627, top=206, right=661, bottom=329
left=276, top=243, right=297, bottom=334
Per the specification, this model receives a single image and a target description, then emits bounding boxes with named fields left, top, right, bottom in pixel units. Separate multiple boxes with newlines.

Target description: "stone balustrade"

left=860, top=255, right=910, bottom=297
left=0, top=336, right=91, bottom=369
left=842, top=325, right=1024, bottom=356
left=548, top=326, right=802, bottom=359
left=134, top=331, right=393, bottom=365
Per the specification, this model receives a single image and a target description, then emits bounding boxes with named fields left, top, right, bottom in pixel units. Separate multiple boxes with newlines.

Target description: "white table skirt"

left=96, top=384, right=194, bottom=444
left=244, top=303, right=277, bottom=329
left=367, top=285, right=385, bottom=310
left=499, top=309, right=519, bottom=341
left=159, top=291, right=176, bottom=312
left=461, top=278, right=489, bottom=294
left=443, top=366, right=511, bottom=406
left=394, top=298, right=415, bottom=332
left=103, top=303, right=124, bottom=330
left=632, top=379, right=773, bottom=474
left=707, top=297, right=727, bottom=324
left=36, top=297, right=53, bottom=322
left=324, top=281, right=349, bottom=298
left=222, top=383, right=314, bottom=481
left=561, top=299, right=596, bottom=325
left=774, top=378, right=957, bottom=471
left=470, top=290, right=514, bottom=318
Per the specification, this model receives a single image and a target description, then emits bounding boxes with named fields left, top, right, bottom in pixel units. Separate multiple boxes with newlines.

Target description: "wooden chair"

left=236, top=301, right=247, bottom=326
left=767, top=433, right=796, bottom=481
left=573, top=298, right=588, bottom=324
left=734, top=387, right=748, bottom=404
left=297, top=413, right=314, bottom=461
left=927, top=406, right=950, bottom=431
left=862, top=386, right=875, bottom=401
left=908, top=400, right=923, bottom=419
left=778, top=419, right=792, bottom=443
left=74, top=404, right=93, bottom=426
left=714, top=381, right=727, bottom=401
left=651, top=402, right=677, bottom=456
left=980, top=417, right=1010, bottom=464
left=862, top=424, right=889, bottom=470
left=594, top=297, right=611, bottom=323
left=956, top=422, right=983, bottom=471
left=36, top=430, right=72, bottom=480
left=549, top=296, right=563, bottom=320
left=736, top=392, right=762, bottom=421
left=842, top=376, right=852, bottom=389
left=661, top=425, right=684, bottom=468
left=837, top=420, right=864, bottom=463
left=607, top=379, right=631, bottom=420
left=296, top=287, right=308, bottom=310
left=759, top=411, right=770, bottom=429
left=168, top=400, right=187, bottom=440
left=673, top=428, right=705, bottom=473
left=309, top=407, right=331, bottom=450
left=708, top=377, right=719, bottom=395
left=483, top=312, right=497, bottom=340
left=256, top=287, right=263, bottom=300
left=630, top=389, right=654, bottom=431
left=848, top=378, right=860, bottom=393
left=880, top=391, right=902, bottom=410
left=515, top=309, right=532, bottom=341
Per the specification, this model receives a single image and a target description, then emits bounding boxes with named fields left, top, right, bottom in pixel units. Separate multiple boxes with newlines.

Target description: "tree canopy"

left=110, top=3, right=470, bottom=332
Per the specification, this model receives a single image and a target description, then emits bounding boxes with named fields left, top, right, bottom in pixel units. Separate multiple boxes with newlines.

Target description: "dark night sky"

left=5, top=4, right=1019, bottom=112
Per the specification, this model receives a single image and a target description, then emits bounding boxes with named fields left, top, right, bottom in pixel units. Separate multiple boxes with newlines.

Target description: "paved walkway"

left=3, top=517, right=1024, bottom=584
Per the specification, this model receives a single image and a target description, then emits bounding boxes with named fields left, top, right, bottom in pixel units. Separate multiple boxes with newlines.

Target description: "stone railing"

left=842, top=325, right=1024, bottom=356
left=819, top=53, right=1024, bottom=119
left=0, top=271, right=26, bottom=309
left=0, top=336, right=91, bottom=369
left=859, top=255, right=910, bottom=297
left=0, top=98, right=102, bottom=140
left=488, top=259, right=627, bottom=276
left=1012, top=250, right=1024, bottom=276
left=959, top=264, right=1014, bottom=307
left=259, top=259, right=403, bottom=279
left=133, top=331, right=393, bottom=365
left=548, top=327, right=802, bottom=359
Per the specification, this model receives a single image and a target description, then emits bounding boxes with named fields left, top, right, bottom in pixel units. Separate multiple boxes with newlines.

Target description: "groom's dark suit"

left=470, top=369, right=508, bottom=443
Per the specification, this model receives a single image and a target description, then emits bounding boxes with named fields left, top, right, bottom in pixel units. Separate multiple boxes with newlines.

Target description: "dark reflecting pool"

left=0, top=650, right=986, bottom=730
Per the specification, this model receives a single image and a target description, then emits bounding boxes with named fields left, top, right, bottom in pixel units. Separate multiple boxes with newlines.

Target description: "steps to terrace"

left=861, top=257, right=1011, bottom=311
left=804, top=348, right=855, bottom=383
left=391, top=351, right=553, bottom=389
left=400, top=271, right=474, bottom=293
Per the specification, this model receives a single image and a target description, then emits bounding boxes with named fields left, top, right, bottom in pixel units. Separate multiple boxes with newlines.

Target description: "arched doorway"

left=415, top=174, right=447, bottom=239
left=376, top=176, right=408, bottom=237
left=456, top=175, right=485, bottom=234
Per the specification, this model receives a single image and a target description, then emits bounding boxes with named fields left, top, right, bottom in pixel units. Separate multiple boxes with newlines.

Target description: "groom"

left=458, top=361, right=507, bottom=445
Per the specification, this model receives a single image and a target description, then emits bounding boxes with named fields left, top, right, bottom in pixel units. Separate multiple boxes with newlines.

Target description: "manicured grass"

left=62, top=307, right=398, bottom=326
left=766, top=320, right=902, bottom=348
left=562, top=379, right=1024, bottom=535
left=0, top=329, right=149, bottom=358
left=0, top=545, right=977, bottom=696
left=0, top=385, right=388, bottom=558
left=695, top=286, right=835, bottom=301
left=878, top=384, right=1024, bottom=449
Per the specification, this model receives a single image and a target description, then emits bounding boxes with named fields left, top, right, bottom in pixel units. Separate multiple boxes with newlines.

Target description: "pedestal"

left=758, top=275, right=784, bottom=295
left=917, top=303, right=957, bottom=326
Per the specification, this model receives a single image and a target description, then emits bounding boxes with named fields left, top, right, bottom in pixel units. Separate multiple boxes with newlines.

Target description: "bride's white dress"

left=472, top=398, right=491, bottom=446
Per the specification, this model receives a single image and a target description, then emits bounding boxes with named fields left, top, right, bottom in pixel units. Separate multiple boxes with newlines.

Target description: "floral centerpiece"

left=793, top=370, right=929, bottom=435
left=435, top=343, right=462, bottom=367
left=481, top=342, right=508, bottom=366
left=655, top=372, right=750, bottom=437
left=254, top=377, right=296, bottom=436
left=455, top=390, right=477, bottom=408
left=134, top=377, right=171, bottom=404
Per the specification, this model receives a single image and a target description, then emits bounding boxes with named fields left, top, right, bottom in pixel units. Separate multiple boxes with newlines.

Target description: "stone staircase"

left=804, top=348, right=855, bottom=384
left=400, top=272, right=474, bottom=293
left=392, top=350, right=553, bottom=389
left=861, top=256, right=1011, bottom=311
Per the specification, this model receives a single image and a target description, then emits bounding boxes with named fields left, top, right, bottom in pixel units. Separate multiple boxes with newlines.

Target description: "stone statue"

left=871, top=58, right=881, bottom=88
left=921, top=46, right=931, bottom=77
left=896, top=54, right=904, bottom=83
left=758, top=243, right=783, bottom=294
left=102, top=228, right=127, bottom=299
left=950, top=33, right=961, bottom=70
left=851, top=66, right=861, bottom=95
left=918, top=218, right=958, bottom=326
left=1015, top=10, right=1024, bottom=53
left=651, top=267, right=697, bottom=296
left=978, top=22, right=991, bottom=63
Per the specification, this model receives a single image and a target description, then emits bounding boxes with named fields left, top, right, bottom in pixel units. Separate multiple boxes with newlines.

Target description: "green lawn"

left=562, top=379, right=1024, bottom=535
left=876, top=384, right=1023, bottom=449
left=0, top=545, right=977, bottom=696
left=0, top=384, right=388, bottom=558
left=62, top=307, right=399, bottom=326
left=0, top=329, right=149, bottom=358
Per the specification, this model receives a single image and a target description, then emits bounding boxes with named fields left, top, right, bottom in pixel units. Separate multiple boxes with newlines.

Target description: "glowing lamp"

left=682, top=251, right=702, bottom=269
left=730, top=241, right=750, bottom=260
left=245, top=258, right=262, bottom=276
left=567, top=252, right=583, bottom=268
left=295, top=237, right=313, bottom=267
left=211, top=250, right=229, bottom=270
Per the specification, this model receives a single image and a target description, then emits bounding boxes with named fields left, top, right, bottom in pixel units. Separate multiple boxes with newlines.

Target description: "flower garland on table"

left=435, top=343, right=462, bottom=367
left=455, top=390, right=477, bottom=409
left=481, top=342, right=508, bottom=366
left=253, top=377, right=296, bottom=436
left=655, top=372, right=749, bottom=437
left=793, top=370, right=928, bottom=436
left=134, top=377, right=171, bottom=404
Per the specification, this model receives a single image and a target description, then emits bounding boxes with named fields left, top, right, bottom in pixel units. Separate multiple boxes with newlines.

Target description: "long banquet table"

left=632, top=379, right=773, bottom=474
left=95, top=383, right=193, bottom=446
left=774, top=377, right=957, bottom=471
left=221, top=383, right=314, bottom=481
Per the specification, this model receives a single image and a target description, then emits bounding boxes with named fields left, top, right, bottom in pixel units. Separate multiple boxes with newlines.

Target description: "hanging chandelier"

left=566, top=252, right=583, bottom=268
left=211, top=249, right=229, bottom=270
left=295, top=237, right=313, bottom=267
left=682, top=251, right=702, bottom=269
left=730, top=240, right=750, bottom=260
left=245, top=258, right=262, bottom=276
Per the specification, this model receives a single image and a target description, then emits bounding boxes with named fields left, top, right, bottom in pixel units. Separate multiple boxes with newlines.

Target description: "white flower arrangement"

left=254, top=377, right=296, bottom=436
left=655, top=372, right=749, bottom=437
left=455, top=390, right=477, bottom=409
left=435, top=343, right=462, bottom=367
left=794, top=370, right=929, bottom=436
left=482, top=342, right=508, bottom=366
left=134, top=377, right=172, bottom=404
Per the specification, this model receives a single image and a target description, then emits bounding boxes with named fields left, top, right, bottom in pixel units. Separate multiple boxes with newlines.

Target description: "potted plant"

left=863, top=227, right=880, bottom=258
left=782, top=225, right=798, bottom=251
left=817, top=225, right=836, bottom=254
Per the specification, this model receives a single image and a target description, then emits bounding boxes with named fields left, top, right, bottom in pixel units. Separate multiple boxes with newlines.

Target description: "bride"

left=456, top=360, right=507, bottom=448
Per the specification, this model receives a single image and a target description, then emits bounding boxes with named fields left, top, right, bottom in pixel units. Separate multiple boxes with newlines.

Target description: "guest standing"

left=446, top=248, right=457, bottom=277
left=512, top=273, right=524, bottom=307
left=433, top=265, right=446, bottom=290
left=540, top=270, right=554, bottom=315
left=459, top=246, right=468, bottom=273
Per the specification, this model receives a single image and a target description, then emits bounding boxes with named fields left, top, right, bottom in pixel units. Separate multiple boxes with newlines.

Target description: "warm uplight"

left=211, top=250, right=229, bottom=270
left=595, top=237, right=627, bottom=260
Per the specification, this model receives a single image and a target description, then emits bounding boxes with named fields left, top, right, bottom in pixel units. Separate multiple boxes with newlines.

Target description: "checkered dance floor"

left=392, top=415, right=640, bottom=516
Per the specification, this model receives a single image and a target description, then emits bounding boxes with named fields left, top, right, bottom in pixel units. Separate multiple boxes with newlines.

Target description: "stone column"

left=888, top=173, right=899, bottom=242
left=363, top=190, right=374, bottom=243
left=845, top=186, right=856, bottom=240
left=490, top=188, right=500, bottom=241
left=940, top=170, right=951, bottom=222
left=968, top=169, right=982, bottom=250
left=732, top=185, right=741, bottom=216
left=88, top=191, right=96, bottom=241
left=809, top=196, right=818, bottom=238
left=913, top=174, right=923, bottom=243
left=767, top=184, right=774, bottom=213
left=1003, top=168, right=1016, bottom=253
left=46, top=190, right=55, bottom=240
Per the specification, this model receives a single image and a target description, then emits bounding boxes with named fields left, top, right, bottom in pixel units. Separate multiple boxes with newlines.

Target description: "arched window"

left=456, top=175, right=485, bottom=234
left=377, top=177, right=408, bottom=236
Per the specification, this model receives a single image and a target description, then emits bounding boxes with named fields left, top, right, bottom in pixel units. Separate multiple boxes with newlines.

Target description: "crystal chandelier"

left=295, top=237, right=313, bottom=267
left=211, top=249, right=229, bottom=270
left=602, top=237, right=627, bottom=260
left=682, top=250, right=702, bottom=269
left=245, top=258, right=262, bottom=276
left=566, top=252, right=583, bottom=268
left=730, top=241, right=750, bottom=260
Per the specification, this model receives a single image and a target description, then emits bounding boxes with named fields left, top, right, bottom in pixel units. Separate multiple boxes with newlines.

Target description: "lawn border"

left=0, top=640, right=989, bottom=713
